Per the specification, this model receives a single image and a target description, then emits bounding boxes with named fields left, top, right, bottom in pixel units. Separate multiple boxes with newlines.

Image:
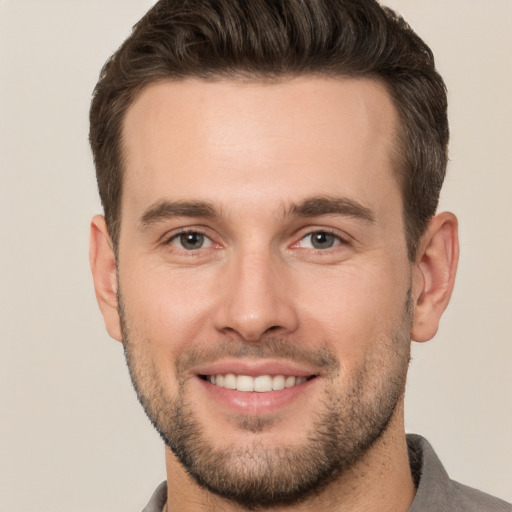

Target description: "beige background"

left=0, top=1, right=510, bottom=510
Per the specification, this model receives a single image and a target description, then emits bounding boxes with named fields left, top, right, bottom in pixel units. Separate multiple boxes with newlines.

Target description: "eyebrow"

left=138, top=195, right=375, bottom=229
left=287, top=196, right=375, bottom=223
left=139, top=200, right=219, bottom=228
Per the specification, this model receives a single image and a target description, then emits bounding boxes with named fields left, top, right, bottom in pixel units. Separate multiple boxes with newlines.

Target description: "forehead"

left=121, top=76, right=400, bottom=221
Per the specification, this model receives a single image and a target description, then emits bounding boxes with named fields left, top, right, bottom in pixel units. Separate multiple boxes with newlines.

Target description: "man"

left=88, top=0, right=510, bottom=510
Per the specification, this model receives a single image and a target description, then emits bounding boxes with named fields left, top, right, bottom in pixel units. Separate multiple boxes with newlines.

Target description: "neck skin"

left=164, top=399, right=415, bottom=512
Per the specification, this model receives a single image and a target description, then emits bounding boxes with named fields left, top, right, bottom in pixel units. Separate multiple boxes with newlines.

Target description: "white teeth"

left=272, top=375, right=285, bottom=390
left=237, top=375, right=254, bottom=392
left=205, top=373, right=309, bottom=392
left=285, top=376, right=296, bottom=388
left=224, top=373, right=237, bottom=390
left=254, top=375, right=272, bottom=392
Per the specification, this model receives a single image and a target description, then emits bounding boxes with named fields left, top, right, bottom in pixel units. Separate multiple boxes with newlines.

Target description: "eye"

left=169, top=231, right=213, bottom=250
left=298, top=231, right=343, bottom=250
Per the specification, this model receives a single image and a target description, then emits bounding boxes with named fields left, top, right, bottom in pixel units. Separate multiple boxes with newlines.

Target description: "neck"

left=164, top=403, right=415, bottom=512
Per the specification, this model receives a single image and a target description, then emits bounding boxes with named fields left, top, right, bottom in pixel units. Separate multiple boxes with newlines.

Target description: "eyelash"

left=294, top=229, right=349, bottom=251
left=164, top=229, right=214, bottom=251
left=162, top=228, right=349, bottom=253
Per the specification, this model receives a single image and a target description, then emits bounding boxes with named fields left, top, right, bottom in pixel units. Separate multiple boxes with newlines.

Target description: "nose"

left=213, top=249, right=299, bottom=342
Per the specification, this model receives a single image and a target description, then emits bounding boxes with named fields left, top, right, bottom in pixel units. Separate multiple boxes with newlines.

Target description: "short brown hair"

left=89, top=0, right=448, bottom=260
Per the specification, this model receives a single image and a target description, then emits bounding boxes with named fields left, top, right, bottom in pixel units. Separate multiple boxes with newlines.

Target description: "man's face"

left=117, top=77, right=414, bottom=507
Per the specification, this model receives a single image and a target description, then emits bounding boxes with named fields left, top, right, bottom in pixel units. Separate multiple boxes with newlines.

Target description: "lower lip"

left=196, top=377, right=318, bottom=415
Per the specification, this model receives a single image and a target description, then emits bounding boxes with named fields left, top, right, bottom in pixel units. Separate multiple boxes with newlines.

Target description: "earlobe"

left=411, top=212, right=459, bottom=343
left=89, top=215, right=122, bottom=342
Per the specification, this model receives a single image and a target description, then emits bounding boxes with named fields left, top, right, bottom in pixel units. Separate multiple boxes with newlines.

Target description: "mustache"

left=174, top=338, right=340, bottom=376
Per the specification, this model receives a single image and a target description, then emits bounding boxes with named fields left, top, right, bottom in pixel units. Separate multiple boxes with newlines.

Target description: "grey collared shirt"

left=142, top=434, right=511, bottom=511
left=406, top=434, right=510, bottom=511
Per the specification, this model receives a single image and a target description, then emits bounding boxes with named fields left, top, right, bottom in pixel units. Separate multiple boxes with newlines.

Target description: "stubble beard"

left=119, top=292, right=412, bottom=510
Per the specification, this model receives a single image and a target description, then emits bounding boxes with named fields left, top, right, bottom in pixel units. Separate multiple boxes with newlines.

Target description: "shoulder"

left=141, top=481, right=167, bottom=512
left=448, top=481, right=511, bottom=512
left=407, top=434, right=511, bottom=512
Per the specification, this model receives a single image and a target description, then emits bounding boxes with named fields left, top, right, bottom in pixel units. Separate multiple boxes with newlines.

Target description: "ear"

left=411, top=212, right=459, bottom=342
left=89, top=215, right=122, bottom=342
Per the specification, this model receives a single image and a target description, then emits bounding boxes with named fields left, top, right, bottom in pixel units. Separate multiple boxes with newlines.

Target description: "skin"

left=90, top=77, right=459, bottom=511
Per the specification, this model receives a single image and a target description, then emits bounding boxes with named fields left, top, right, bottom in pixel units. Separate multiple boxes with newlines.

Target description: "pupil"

left=181, top=232, right=203, bottom=249
left=312, top=232, right=334, bottom=249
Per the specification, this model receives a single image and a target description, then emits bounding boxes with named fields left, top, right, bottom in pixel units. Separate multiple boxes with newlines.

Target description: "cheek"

left=293, top=261, right=410, bottom=360
left=119, top=264, right=218, bottom=366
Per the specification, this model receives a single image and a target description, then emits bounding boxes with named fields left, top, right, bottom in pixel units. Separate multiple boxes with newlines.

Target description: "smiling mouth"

left=199, top=374, right=315, bottom=392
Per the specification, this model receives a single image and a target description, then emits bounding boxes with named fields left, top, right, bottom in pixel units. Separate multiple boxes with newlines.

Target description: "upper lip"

left=192, top=358, right=319, bottom=378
